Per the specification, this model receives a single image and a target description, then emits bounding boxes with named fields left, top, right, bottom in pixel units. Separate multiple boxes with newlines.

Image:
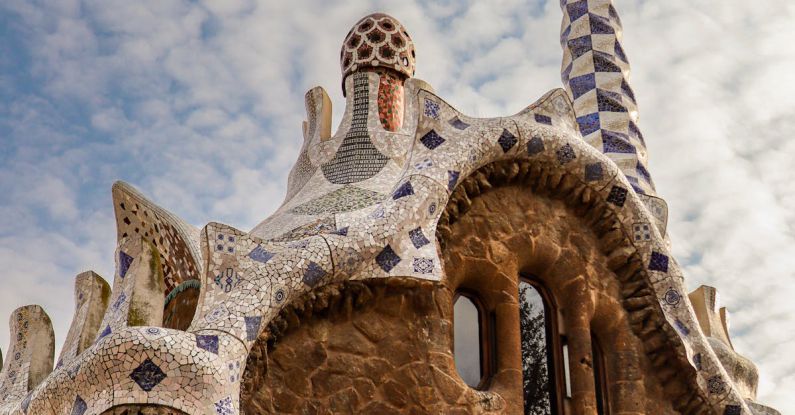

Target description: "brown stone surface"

left=241, top=280, right=504, bottom=414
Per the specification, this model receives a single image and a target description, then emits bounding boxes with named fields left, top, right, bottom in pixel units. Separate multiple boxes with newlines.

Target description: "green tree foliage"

left=520, top=284, right=551, bottom=415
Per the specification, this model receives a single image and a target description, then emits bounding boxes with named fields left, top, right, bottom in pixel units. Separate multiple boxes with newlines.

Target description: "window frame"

left=519, top=274, right=566, bottom=415
left=452, top=289, right=494, bottom=390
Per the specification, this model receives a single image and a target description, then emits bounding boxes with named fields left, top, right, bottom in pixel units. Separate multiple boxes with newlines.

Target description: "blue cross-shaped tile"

left=420, top=130, right=445, bottom=150
left=648, top=251, right=669, bottom=272
left=130, top=358, right=167, bottom=391
left=409, top=227, right=431, bottom=248
left=376, top=245, right=401, bottom=272
left=498, top=129, right=518, bottom=153
left=196, top=334, right=219, bottom=354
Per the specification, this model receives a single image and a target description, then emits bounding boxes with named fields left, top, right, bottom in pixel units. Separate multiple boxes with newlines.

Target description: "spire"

left=560, top=0, right=655, bottom=196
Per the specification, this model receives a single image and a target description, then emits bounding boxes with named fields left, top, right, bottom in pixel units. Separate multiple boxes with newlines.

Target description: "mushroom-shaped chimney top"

left=340, top=13, right=415, bottom=94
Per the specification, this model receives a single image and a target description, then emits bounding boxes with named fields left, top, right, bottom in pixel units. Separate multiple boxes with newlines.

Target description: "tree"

left=519, top=284, right=551, bottom=415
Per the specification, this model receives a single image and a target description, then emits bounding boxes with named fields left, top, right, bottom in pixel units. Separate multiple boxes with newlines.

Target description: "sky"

left=0, top=0, right=793, bottom=411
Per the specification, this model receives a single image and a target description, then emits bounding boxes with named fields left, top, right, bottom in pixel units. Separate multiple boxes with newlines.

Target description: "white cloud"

left=0, top=0, right=792, bottom=411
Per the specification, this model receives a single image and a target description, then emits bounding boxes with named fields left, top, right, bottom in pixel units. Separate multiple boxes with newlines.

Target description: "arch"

left=437, top=159, right=701, bottom=413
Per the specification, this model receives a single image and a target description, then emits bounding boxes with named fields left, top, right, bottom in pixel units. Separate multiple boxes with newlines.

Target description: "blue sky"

left=1, top=0, right=793, bottom=410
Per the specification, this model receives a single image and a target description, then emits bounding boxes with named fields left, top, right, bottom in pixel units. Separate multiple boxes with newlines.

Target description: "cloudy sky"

left=1, top=0, right=793, bottom=410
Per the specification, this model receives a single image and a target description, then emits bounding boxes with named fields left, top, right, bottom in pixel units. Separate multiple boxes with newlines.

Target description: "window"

left=592, top=336, right=610, bottom=414
left=519, top=278, right=563, bottom=415
left=453, top=292, right=489, bottom=389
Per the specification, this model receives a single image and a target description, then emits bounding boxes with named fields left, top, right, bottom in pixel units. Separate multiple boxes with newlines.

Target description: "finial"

left=340, top=13, right=415, bottom=95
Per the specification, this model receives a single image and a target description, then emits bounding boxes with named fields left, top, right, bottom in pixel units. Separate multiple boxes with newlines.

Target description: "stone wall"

left=241, top=279, right=504, bottom=414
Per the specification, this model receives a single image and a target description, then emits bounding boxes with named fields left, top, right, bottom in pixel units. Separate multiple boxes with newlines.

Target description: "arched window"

left=519, top=277, right=564, bottom=415
left=453, top=292, right=490, bottom=389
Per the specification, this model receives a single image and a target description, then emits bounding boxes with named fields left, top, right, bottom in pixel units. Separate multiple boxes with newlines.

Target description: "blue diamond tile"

left=576, top=112, right=600, bottom=136
left=649, top=251, right=669, bottom=272
left=376, top=245, right=401, bottom=272
left=589, top=13, right=615, bottom=34
left=448, top=170, right=460, bottom=191
left=130, top=358, right=166, bottom=391
left=602, top=130, right=636, bottom=154
left=244, top=316, right=262, bottom=341
left=248, top=246, right=275, bottom=264
left=594, top=51, right=622, bottom=73
left=409, top=227, right=431, bottom=248
left=566, top=0, right=588, bottom=22
left=498, top=129, right=518, bottom=152
left=393, top=181, right=414, bottom=200
left=568, top=35, right=592, bottom=59
left=585, top=163, right=603, bottom=182
left=527, top=136, right=545, bottom=155
left=119, top=251, right=133, bottom=278
left=71, top=395, right=87, bottom=415
left=556, top=144, right=576, bottom=164
left=420, top=130, right=445, bottom=150
left=196, top=334, right=219, bottom=354
left=597, top=88, right=626, bottom=112
left=606, top=185, right=627, bottom=207
left=534, top=113, right=552, bottom=125
left=570, top=73, right=596, bottom=100
left=302, top=261, right=327, bottom=287
left=449, top=117, right=469, bottom=130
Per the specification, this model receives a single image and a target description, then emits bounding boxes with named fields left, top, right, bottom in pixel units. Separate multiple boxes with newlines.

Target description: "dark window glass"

left=592, top=336, right=609, bottom=414
left=454, top=294, right=482, bottom=388
left=519, top=281, right=553, bottom=415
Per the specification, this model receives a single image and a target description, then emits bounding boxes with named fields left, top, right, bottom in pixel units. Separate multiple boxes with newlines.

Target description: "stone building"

left=0, top=3, right=782, bottom=415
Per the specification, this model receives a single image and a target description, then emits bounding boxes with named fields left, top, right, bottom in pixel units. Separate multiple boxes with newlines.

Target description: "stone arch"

left=436, top=159, right=711, bottom=414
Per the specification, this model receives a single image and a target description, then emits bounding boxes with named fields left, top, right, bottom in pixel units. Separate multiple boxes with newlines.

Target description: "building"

left=0, top=3, right=781, bottom=414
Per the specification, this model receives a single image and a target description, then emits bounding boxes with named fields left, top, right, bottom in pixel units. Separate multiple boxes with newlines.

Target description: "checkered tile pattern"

left=560, top=0, right=656, bottom=196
